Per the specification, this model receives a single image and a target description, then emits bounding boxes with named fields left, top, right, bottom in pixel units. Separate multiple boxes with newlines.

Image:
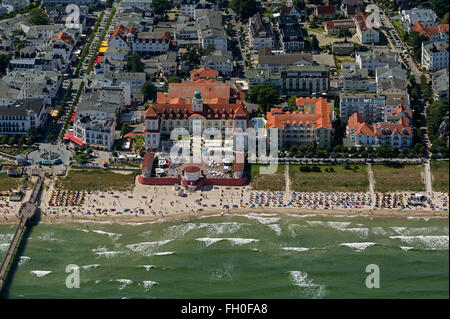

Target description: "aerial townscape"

left=0, top=0, right=448, bottom=300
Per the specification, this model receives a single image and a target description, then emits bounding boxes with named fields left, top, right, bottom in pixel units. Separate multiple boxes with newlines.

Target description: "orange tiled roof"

left=354, top=12, right=378, bottom=32
left=190, top=67, right=219, bottom=82
left=109, top=25, right=137, bottom=44
left=390, top=104, right=413, bottom=118
left=54, top=32, right=73, bottom=45
left=412, top=22, right=449, bottom=37
left=266, top=97, right=332, bottom=130
left=348, top=112, right=412, bottom=137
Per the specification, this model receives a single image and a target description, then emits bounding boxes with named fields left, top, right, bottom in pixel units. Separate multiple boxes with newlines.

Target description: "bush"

left=299, top=165, right=311, bottom=172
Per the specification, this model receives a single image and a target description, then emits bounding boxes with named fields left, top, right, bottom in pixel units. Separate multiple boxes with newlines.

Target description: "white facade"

left=121, top=0, right=153, bottom=10
left=340, top=93, right=386, bottom=122
left=422, top=42, right=449, bottom=72
left=0, top=99, right=46, bottom=135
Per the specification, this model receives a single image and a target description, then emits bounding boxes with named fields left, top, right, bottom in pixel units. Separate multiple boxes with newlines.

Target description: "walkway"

left=424, top=160, right=432, bottom=194
left=367, top=163, right=375, bottom=207
left=284, top=164, right=291, bottom=202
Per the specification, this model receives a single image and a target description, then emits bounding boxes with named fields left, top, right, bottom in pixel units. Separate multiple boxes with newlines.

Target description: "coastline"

left=0, top=207, right=447, bottom=225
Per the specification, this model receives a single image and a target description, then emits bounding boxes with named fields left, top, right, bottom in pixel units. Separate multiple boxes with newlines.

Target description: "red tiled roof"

left=390, top=104, right=413, bottom=118
left=412, top=22, right=449, bottom=37
left=354, top=12, right=378, bottom=32
left=55, top=32, right=73, bottom=45
left=184, top=166, right=201, bottom=173
left=266, top=97, right=332, bottom=130
left=348, top=112, right=412, bottom=137
left=109, top=25, right=137, bottom=43
left=190, top=67, right=219, bottom=82
left=142, top=152, right=154, bottom=171
left=316, top=4, right=336, bottom=16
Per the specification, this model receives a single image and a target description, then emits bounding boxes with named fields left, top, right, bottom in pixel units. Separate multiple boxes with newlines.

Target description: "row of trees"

left=280, top=143, right=427, bottom=159
left=74, top=11, right=105, bottom=76
left=230, top=0, right=258, bottom=21
left=426, top=100, right=449, bottom=158
left=87, top=7, right=116, bottom=74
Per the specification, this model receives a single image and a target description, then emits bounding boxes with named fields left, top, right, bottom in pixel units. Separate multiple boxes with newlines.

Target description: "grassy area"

left=289, top=164, right=369, bottom=192
left=430, top=161, right=449, bottom=193
left=372, top=164, right=425, bottom=192
left=0, top=173, right=24, bottom=192
left=392, top=20, right=406, bottom=39
left=135, top=136, right=144, bottom=149
left=0, top=146, right=33, bottom=156
left=334, top=55, right=355, bottom=72
left=55, top=169, right=138, bottom=191
left=249, top=164, right=285, bottom=191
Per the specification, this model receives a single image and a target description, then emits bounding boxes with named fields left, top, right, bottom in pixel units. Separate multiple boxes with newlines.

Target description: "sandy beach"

left=0, top=177, right=448, bottom=224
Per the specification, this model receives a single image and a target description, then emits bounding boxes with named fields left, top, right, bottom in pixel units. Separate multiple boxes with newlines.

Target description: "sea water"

left=0, top=214, right=448, bottom=298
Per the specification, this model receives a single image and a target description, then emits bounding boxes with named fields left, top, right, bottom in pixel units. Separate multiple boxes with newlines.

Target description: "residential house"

left=347, top=112, right=412, bottom=148
left=277, top=16, right=304, bottom=51
left=197, top=10, right=227, bottom=51
left=324, top=19, right=356, bottom=35
left=180, top=0, right=199, bottom=18
left=355, top=50, right=398, bottom=72
left=401, top=8, right=438, bottom=31
left=333, top=42, right=354, bottom=55
left=248, top=11, right=274, bottom=50
left=266, top=97, right=332, bottom=148
left=421, top=41, right=449, bottom=71
left=339, top=93, right=386, bottom=122
left=143, top=79, right=248, bottom=149
left=354, top=12, right=379, bottom=44
left=315, top=4, right=336, bottom=19
left=279, top=5, right=302, bottom=21
left=201, top=50, right=233, bottom=76
left=412, top=22, right=449, bottom=43
left=257, top=47, right=314, bottom=72
left=340, top=0, right=363, bottom=17
left=340, top=64, right=376, bottom=92
left=431, top=68, right=449, bottom=101
left=0, top=99, right=46, bottom=135
left=121, top=0, right=153, bottom=10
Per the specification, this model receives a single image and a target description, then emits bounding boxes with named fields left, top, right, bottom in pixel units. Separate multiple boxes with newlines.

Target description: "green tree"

left=230, top=0, right=258, bottom=21
left=406, top=31, right=429, bottom=61
left=141, top=82, right=157, bottom=101
left=127, top=52, right=144, bottom=72
left=431, top=0, right=449, bottom=19
left=29, top=8, right=49, bottom=25
left=249, top=82, right=280, bottom=113
left=167, top=75, right=182, bottom=83
left=441, top=12, right=449, bottom=24
left=337, top=28, right=352, bottom=42
left=0, top=54, right=11, bottom=76
left=151, top=0, right=173, bottom=16
left=310, top=35, right=319, bottom=51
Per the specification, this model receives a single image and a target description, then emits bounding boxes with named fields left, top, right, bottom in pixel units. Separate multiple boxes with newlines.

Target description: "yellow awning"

left=98, top=47, right=107, bottom=53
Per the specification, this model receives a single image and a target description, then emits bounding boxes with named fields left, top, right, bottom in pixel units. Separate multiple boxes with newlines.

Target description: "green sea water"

left=0, top=213, right=448, bottom=299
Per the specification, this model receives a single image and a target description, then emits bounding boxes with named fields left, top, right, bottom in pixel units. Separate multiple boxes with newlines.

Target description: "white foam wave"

left=407, top=217, right=430, bottom=221
left=75, top=220, right=113, bottom=224
left=390, top=226, right=448, bottom=236
left=287, top=214, right=317, bottom=218
left=306, top=221, right=352, bottom=230
left=343, top=228, right=369, bottom=238
left=142, top=280, right=158, bottom=291
left=400, top=246, right=414, bottom=251
left=126, top=240, right=173, bottom=256
left=30, top=270, right=52, bottom=277
left=282, top=247, right=310, bottom=252
left=267, top=224, right=282, bottom=236
left=289, top=271, right=326, bottom=299
left=389, top=236, right=449, bottom=250
left=19, top=256, right=31, bottom=266
left=94, top=251, right=121, bottom=258
left=0, top=243, right=9, bottom=252
left=0, top=233, right=13, bottom=242
left=370, top=227, right=387, bottom=236
left=340, top=242, right=376, bottom=252
left=116, top=279, right=133, bottom=290
left=196, top=237, right=259, bottom=247
left=140, top=265, right=156, bottom=271
left=151, top=251, right=175, bottom=256
left=242, top=214, right=281, bottom=224
left=91, top=230, right=122, bottom=241
left=82, top=264, right=100, bottom=270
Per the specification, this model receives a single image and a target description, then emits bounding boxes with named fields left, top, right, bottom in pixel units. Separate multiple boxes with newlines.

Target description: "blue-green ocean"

left=0, top=213, right=448, bottom=298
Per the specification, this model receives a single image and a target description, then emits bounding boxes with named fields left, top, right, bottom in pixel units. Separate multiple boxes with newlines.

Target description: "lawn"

left=372, top=164, right=425, bottom=192
left=55, top=169, right=138, bottom=191
left=430, top=161, right=449, bottom=193
left=249, top=164, right=285, bottom=191
left=334, top=55, right=355, bottom=72
left=289, top=164, right=369, bottom=192
left=0, top=146, right=33, bottom=156
left=0, top=173, right=24, bottom=192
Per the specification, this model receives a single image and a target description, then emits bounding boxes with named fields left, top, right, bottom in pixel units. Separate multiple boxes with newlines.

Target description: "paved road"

left=424, top=160, right=432, bottom=194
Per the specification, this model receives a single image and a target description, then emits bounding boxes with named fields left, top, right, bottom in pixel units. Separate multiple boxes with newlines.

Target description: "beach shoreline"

left=0, top=207, right=447, bottom=225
